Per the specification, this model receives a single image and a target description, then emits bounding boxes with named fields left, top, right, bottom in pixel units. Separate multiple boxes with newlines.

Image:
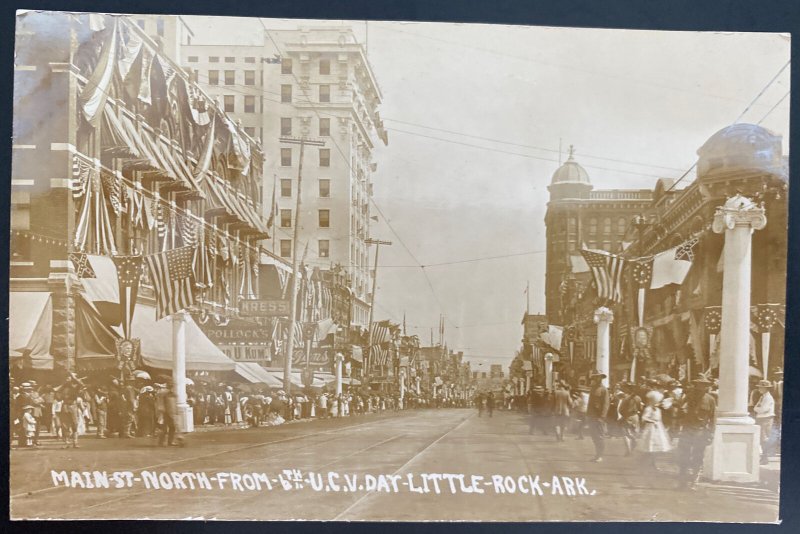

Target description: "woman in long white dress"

left=640, top=390, right=671, bottom=471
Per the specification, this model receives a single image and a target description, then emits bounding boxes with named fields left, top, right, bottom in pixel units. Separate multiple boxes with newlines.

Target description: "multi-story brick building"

left=11, top=12, right=267, bottom=373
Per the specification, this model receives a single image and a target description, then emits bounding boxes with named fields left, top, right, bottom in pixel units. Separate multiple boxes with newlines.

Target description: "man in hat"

left=552, top=382, right=572, bottom=442
left=618, top=382, right=643, bottom=456
left=676, top=376, right=716, bottom=489
left=587, top=372, right=610, bottom=462
left=753, top=379, right=775, bottom=465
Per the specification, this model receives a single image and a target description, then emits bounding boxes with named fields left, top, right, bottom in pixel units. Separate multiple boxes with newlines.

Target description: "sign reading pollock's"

left=239, top=299, right=291, bottom=317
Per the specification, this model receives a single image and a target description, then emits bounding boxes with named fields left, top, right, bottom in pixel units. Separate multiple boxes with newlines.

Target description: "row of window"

left=279, top=179, right=331, bottom=198
left=280, top=84, right=331, bottom=103
left=281, top=58, right=332, bottom=76
left=187, top=55, right=258, bottom=64
left=280, top=117, right=330, bottom=137
left=279, top=239, right=330, bottom=258
left=206, top=70, right=258, bottom=86
left=279, top=209, right=332, bottom=229
left=280, top=148, right=331, bottom=167
left=221, top=95, right=258, bottom=114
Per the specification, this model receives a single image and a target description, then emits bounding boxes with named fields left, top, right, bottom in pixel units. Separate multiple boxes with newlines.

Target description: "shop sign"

left=239, top=299, right=291, bottom=317
left=292, top=347, right=333, bottom=366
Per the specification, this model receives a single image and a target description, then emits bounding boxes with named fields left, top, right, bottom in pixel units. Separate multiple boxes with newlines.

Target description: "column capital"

left=712, top=194, right=767, bottom=233
left=593, top=306, right=614, bottom=324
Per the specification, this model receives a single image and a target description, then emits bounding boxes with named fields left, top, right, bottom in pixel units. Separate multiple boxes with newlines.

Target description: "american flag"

left=112, top=255, right=144, bottom=338
left=369, top=321, right=391, bottom=345
left=581, top=248, right=626, bottom=304
left=370, top=344, right=389, bottom=366
left=144, top=246, right=196, bottom=320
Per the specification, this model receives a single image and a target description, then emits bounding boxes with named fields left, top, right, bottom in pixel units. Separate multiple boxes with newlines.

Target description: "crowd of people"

left=501, top=368, right=783, bottom=490
left=10, top=373, right=467, bottom=450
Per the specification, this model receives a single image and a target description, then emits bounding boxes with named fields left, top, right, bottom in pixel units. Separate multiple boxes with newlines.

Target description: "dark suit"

left=587, top=384, right=610, bottom=458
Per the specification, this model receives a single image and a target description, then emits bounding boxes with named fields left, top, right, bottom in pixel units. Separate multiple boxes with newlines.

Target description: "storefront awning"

left=264, top=369, right=326, bottom=389
left=9, top=292, right=54, bottom=370
left=124, top=304, right=236, bottom=371
left=234, top=362, right=283, bottom=387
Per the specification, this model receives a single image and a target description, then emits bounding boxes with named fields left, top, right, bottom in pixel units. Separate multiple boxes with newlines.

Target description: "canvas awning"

left=123, top=304, right=235, bottom=371
left=9, top=292, right=54, bottom=370
left=234, top=362, right=283, bottom=387
left=264, top=370, right=326, bottom=389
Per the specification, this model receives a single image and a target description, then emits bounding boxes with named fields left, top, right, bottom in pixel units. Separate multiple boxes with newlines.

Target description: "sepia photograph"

left=8, top=9, right=790, bottom=522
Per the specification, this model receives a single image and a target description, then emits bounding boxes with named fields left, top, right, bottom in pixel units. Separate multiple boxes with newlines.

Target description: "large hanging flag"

left=112, top=255, right=144, bottom=339
left=78, top=20, right=118, bottom=127
left=650, top=240, right=696, bottom=289
left=144, top=246, right=196, bottom=320
left=580, top=248, right=626, bottom=303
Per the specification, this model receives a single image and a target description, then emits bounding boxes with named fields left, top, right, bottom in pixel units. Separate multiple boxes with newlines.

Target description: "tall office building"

left=181, top=26, right=388, bottom=327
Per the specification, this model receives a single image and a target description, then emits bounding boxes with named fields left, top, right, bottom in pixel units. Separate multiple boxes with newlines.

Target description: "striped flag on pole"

left=144, top=246, right=196, bottom=320
left=112, top=255, right=144, bottom=339
left=580, top=248, right=626, bottom=304
left=369, top=321, right=391, bottom=345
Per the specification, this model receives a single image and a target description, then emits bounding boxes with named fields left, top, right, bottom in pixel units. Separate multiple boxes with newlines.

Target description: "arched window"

left=589, top=218, right=597, bottom=235
left=618, top=217, right=626, bottom=234
left=603, top=217, right=612, bottom=234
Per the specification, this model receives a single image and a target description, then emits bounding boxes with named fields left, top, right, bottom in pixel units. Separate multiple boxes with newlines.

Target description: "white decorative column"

left=171, top=311, right=193, bottom=432
left=593, top=307, right=613, bottom=388
left=706, top=195, right=766, bottom=483
left=544, top=354, right=554, bottom=391
left=334, top=352, right=344, bottom=397
left=416, top=376, right=421, bottom=395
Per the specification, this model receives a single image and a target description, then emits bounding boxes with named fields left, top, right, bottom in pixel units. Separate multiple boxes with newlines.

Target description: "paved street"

left=10, top=409, right=779, bottom=521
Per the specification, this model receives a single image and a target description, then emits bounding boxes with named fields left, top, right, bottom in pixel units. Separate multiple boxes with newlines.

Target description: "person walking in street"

left=587, top=372, right=610, bottom=462
left=753, top=379, right=775, bottom=465
left=486, top=392, right=495, bottom=418
left=640, top=390, right=671, bottom=471
left=476, top=393, right=485, bottom=417
left=676, top=377, right=716, bottom=490
left=552, top=382, right=572, bottom=442
left=22, top=405, right=38, bottom=448
left=619, top=382, right=642, bottom=456
left=94, top=387, right=108, bottom=438
left=572, top=386, right=589, bottom=439
left=528, top=386, right=547, bottom=435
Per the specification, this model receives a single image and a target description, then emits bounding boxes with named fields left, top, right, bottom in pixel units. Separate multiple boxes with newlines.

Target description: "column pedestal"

left=171, top=311, right=193, bottom=433
left=705, top=422, right=760, bottom=483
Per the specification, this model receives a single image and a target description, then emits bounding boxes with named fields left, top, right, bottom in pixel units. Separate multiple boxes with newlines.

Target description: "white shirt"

left=754, top=391, right=775, bottom=419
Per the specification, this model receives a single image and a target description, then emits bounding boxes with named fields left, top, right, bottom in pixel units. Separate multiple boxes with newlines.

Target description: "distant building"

left=544, top=146, right=653, bottom=325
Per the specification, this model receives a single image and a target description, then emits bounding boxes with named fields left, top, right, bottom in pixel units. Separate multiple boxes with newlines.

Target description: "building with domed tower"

left=544, top=146, right=653, bottom=326
left=542, top=125, right=788, bottom=386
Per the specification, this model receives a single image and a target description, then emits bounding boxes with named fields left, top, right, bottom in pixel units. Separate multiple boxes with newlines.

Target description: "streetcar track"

left=50, top=420, right=415, bottom=520
left=331, top=411, right=474, bottom=520
left=510, top=438, right=549, bottom=521
left=11, top=411, right=424, bottom=501
left=200, top=433, right=409, bottom=519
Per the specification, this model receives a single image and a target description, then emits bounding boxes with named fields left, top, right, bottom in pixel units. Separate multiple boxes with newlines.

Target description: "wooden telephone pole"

left=280, top=136, right=325, bottom=395
left=365, top=237, right=392, bottom=382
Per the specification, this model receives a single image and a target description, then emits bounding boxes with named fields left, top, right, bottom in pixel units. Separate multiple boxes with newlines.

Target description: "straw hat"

left=756, top=380, right=773, bottom=388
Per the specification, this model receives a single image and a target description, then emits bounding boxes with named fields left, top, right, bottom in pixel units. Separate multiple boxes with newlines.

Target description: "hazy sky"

left=185, top=16, right=790, bottom=368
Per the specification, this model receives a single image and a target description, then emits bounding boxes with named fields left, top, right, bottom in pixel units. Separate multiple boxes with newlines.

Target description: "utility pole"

left=365, top=237, right=392, bottom=383
left=280, top=136, right=325, bottom=395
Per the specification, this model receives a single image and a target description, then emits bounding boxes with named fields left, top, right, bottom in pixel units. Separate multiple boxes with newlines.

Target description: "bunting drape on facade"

left=73, top=158, right=117, bottom=255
